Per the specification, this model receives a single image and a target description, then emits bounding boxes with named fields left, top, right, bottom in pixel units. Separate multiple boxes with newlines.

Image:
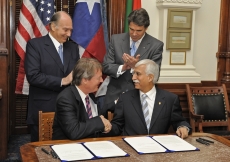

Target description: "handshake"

left=100, top=115, right=112, bottom=133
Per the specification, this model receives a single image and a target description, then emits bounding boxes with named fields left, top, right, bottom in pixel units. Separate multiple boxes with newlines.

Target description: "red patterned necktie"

left=85, top=96, right=93, bottom=118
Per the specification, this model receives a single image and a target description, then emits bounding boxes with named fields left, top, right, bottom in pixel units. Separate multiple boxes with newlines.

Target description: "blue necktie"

left=58, top=44, right=63, bottom=64
left=141, top=94, right=150, bottom=130
left=130, top=41, right=136, bottom=56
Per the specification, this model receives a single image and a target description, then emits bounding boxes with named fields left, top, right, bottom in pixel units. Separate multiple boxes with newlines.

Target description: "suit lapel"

left=136, top=33, right=151, bottom=58
left=122, top=33, right=152, bottom=57
left=63, top=42, right=71, bottom=73
left=44, top=35, right=64, bottom=72
left=121, top=33, right=131, bottom=54
left=70, top=86, right=89, bottom=119
left=149, top=88, right=165, bottom=129
left=131, top=90, right=147, bottom=125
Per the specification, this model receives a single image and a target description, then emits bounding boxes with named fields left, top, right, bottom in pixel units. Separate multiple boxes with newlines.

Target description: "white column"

left=156, top=0, right=203, bottom=83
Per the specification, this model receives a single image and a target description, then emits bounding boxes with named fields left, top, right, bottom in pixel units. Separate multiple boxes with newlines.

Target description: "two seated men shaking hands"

left=52, top=58, right=191, bottom=140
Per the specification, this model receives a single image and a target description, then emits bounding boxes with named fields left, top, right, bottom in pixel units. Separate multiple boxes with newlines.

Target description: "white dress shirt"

left=76, top=86, right=98, bottom=117
left=139, top=86, right=156, bottom=123
left=49, top=33, right=62, bottom=54
left=117, top=34, right=146, bottom=77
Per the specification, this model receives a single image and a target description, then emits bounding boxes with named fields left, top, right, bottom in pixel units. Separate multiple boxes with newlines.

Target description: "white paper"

left=152, top=135, right=197, bottom=151
left=124, top=136, right=167, bottom=154
left=83, top=141, right=128, bottom=157
left=51, top=143, right=94, bottom=161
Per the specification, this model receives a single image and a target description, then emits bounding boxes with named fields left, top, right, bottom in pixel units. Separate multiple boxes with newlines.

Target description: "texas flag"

left=70, top=0, right=106, bottom=63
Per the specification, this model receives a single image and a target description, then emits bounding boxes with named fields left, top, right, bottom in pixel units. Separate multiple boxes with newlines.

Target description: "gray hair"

left=72, top=58, right=102, bottom=86
left=135, top=59, right=159, bottom=84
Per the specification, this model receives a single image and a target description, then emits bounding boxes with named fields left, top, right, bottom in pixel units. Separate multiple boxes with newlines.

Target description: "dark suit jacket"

left=102, top=33, right=163, bottom=115
left=25, top=34, right=79, bottom=125
left=109, top=88, right=191, bottom=136
left=52, top=86, right=105, bottom=140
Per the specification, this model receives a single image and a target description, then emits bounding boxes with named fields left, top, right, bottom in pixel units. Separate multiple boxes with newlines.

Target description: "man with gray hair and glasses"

left=108, top=59, right=191, bottom=139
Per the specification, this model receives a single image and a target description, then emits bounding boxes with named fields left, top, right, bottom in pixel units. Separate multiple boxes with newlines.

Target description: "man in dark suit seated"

left=102, top=8, right=163, bottom=118
left=52, top=58, right=112, bottom=140
left=108, top=59, right=191, bottom=139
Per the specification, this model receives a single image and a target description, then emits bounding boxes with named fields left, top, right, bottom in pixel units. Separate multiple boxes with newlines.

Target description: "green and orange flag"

left=124, top=0, right=142, bottom=32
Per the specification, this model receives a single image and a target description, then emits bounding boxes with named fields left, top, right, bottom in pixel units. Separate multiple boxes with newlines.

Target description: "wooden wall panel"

left=56, top=0, right=75, bottom=14
left=10, top=0, right=29, bottom=134
left=0, top=0, right=9, bottom=159
left=0, top=53, right=8, bottom=160
left=107, top=0, right=126, bottom=39
left=217, top=0, right=230, bottom=85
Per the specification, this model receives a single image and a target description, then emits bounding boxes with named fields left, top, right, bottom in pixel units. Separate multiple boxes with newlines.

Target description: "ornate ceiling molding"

left=156, top=0, right=203, bottom=4
left=156, top=0, right=202, bottom=9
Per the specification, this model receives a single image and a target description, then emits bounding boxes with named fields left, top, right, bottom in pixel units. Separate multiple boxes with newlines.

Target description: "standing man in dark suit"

left=109, top=59, right=191, bottom=139
left=52, top=58, right=112, bottom=140
left=24, top=11, right=79, bottom=142
left=102, top=8, right=163, bottom=117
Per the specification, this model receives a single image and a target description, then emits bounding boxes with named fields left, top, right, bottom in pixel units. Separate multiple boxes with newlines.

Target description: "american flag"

left=14, top=0, right=55, bottom=94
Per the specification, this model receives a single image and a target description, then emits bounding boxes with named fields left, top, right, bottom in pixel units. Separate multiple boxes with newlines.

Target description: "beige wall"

left=142, top=0, right=220, bottom=81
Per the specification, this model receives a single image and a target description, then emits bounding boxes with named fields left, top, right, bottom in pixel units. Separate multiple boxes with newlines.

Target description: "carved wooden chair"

left=38, top=111, right=55, bottom=141
left=186, top=84, right=230, bottom=139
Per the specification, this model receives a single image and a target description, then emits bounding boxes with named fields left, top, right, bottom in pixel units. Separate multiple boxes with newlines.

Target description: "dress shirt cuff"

left=130, top=68, right=134, bottom=73
left=177, top=126, right=190, bottom=133
left=117, top=65, right=125, bottom=77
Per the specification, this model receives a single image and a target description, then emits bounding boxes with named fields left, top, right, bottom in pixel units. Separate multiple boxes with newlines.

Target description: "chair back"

left=186, top=84, right=230, bottom=132
left=38, top=111, right=55, bottom=141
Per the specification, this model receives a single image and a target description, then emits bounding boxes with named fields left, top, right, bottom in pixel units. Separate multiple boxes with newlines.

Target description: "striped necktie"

left=85, top=96, right=93, bottom=119
left=130, top=41, right=136, bottom=56
left=141, top=94, right=150, bottom=130
left=58, top=44, right=63, bottom=64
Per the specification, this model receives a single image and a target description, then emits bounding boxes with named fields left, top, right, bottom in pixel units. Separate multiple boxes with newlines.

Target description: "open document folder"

left=123, top=135, right=199, bottom=154
left=51, top=141, right=129, bottom=161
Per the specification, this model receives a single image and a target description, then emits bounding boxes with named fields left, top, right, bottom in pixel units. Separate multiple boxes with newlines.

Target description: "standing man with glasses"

left=102, top=8, right=163, bottom=117
left=108, top=59, right=191, bottom=139
left=24, top=11, right=79, bottom=142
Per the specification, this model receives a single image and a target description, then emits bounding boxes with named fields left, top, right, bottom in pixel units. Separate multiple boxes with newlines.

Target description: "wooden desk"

left=20, top=133, right=230, bottom=162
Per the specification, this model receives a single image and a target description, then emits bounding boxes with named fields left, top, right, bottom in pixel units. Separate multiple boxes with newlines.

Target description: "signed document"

left=123, top=136, right=167, bottom=154
left=124, top=135, right=199, bottom=154
left=152, top=135, right=198, bottom=152
left=83, top=141, right=129, bottom=158
left=51, top=141, right=128, bottom=161
left=51, top=143, right=94, bottom=161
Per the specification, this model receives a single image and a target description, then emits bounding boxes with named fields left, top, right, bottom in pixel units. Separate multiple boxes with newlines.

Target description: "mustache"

left=133, top=80, right=140, bottom=83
